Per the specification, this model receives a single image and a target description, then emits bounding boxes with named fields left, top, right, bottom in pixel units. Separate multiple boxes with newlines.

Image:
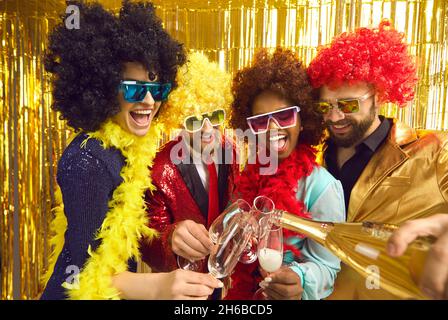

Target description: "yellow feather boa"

left=41, top=120, right=159, bottom=299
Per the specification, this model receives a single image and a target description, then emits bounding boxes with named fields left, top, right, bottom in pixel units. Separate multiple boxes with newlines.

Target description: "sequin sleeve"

left=41, top=148, right=116, bottom=300
left=140, top=188, right=178, bottom=272
left=59, top=148, right=116, bottom=263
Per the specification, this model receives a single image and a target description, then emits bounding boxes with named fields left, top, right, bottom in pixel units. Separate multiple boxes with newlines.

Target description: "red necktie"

left=207, top=160, right=219, bottom=228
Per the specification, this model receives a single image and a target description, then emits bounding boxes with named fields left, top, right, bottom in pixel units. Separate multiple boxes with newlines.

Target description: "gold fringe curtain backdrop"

left=149, top=0, right=448, bottom=131
left=0, top=0, right=69, bottom=300
left=1, top=0, right=447, bottom=299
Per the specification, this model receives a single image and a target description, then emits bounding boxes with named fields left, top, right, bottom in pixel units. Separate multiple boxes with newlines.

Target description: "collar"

left=360, top=116, right=391, bottom=152
left=175, top=130, right=229, bottom=165
left=325, top=116, right=394, bottom=155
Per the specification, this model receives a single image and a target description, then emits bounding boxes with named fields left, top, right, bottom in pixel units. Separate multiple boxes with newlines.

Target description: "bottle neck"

left=275, top=210, right=334, bottom=246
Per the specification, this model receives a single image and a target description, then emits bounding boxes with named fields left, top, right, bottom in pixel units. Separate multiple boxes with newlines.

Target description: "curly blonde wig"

left=155, top=52, right=232, bottom=133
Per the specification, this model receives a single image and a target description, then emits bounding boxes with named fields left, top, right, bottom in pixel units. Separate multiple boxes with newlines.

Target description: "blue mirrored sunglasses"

left=119, top=80, right=172, bottom=102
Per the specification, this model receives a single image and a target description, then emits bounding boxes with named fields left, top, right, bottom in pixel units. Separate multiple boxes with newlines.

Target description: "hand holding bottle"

left=387, top=214, right=448, bottom=300
left=273, top=208, right=432, bottom=299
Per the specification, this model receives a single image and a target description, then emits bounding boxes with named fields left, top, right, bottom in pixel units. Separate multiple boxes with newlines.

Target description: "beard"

left=325, top=104, right=376, bottom=148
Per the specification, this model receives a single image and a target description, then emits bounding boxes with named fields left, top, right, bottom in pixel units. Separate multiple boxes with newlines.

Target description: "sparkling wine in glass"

left=253, top=215, right=283, bottom=299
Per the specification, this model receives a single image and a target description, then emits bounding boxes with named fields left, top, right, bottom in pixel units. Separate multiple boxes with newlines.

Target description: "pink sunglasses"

left=246, top=106, right=300, bottom=134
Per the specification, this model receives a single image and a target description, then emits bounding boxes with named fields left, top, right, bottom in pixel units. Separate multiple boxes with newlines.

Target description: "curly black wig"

left=230, top=47, right=324, bottom=147
left=45, top=0, right=186, bottom=132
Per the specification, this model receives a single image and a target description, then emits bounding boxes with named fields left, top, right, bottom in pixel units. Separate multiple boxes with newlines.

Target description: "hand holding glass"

left=178, top=199, right=252, bottom=271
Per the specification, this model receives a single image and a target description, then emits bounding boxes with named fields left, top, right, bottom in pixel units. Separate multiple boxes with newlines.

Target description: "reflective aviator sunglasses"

left=246, top=106, right=301, bottom=135
left=183, top=109, right=226, bottom=133
left=313, top=90, right=374, bottom=115
left=119, top=80, right=172, bottom=103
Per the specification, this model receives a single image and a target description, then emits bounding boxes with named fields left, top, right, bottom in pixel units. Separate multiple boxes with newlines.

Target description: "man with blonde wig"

left=140, top=53, right=236, bottom=290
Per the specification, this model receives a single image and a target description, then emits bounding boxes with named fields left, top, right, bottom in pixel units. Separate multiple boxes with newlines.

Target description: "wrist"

left=112, top=271, right=161, bottom=300
left=143, top=272, right=162, bottom=299
left=168, top=222, right=179, bottom=249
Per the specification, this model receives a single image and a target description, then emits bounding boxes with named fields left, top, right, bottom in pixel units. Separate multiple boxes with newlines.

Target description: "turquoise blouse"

left=284, top=166, right=345, bottom=300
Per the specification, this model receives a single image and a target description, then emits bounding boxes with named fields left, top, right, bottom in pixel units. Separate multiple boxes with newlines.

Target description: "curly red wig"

left=230, top=47, right=323, bottom=146
left=307, top=20, right=418, bottom=106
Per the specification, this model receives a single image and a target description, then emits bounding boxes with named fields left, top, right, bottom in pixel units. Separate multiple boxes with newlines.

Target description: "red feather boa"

left=225, top=144, right=317, bottom=300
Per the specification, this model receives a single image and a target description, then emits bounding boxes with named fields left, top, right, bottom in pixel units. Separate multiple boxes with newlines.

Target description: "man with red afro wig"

left=308, top=20, right=448, bottom=300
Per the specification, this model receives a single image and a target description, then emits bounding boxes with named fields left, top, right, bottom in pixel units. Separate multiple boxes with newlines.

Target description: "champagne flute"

left=253, top=216, right=283, bottom=300
left=176, top=255, right=205, bottom=272
left=209, top=199, right=252, bottom=244
left=178, top=199, right=252, bottom=271
left=207, top=212, right=255, bottom=299
left=238, top=195, right=276, bottom=264
left=252, top=195, right=276, bottom=221
left=208, top=211, right=256, bottom=279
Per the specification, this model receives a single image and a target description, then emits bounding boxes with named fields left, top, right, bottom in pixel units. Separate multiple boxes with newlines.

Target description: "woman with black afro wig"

left=41, top=1, right=222, bottom=300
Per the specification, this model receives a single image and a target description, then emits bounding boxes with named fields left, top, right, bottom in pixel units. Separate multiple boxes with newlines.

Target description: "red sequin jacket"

left=140, top=136, right=238, bottom=272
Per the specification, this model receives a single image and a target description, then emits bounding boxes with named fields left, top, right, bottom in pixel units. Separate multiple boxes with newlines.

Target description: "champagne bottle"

left=273, top=210, right=434, bottom=300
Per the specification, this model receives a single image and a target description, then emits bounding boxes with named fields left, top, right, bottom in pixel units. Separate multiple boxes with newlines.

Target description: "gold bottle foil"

left=1, top=0, right=447, bottom=299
